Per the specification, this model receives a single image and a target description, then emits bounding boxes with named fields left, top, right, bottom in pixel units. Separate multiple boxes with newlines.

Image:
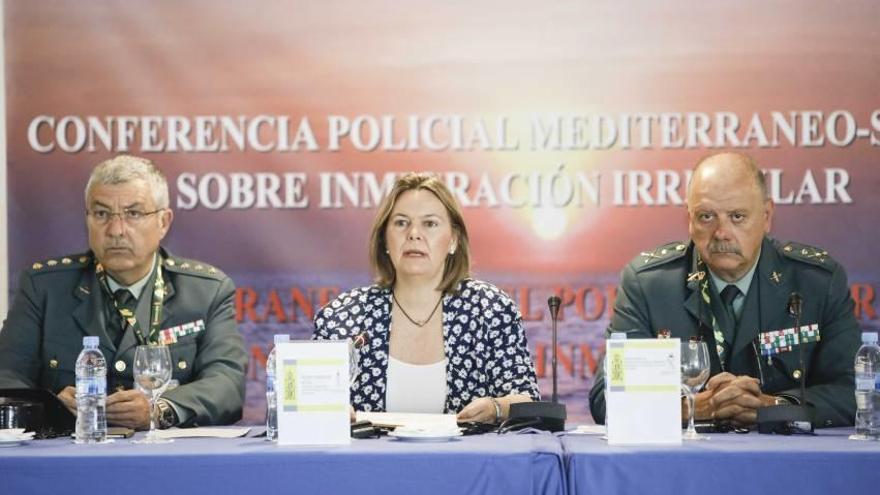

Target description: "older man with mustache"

left=589, top=152, right=860, bottom=429
left=0, top=155, right=247, bottom=430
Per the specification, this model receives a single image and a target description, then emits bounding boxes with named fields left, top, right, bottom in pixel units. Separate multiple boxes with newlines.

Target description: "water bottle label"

left=856, top=377, right=875, bottom=390
left=77, top=377, right=106, bottom=395
left=266, top=376, right=275, bottom=393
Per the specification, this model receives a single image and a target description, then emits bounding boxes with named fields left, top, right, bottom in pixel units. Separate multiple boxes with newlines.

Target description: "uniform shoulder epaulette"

left=162, top=256, right=225, bottom=280
left=29, top=253, right=92, bottom=273
left=780, top=241, right=838, bottom=271
left=633, top=241, right=689, bottom=271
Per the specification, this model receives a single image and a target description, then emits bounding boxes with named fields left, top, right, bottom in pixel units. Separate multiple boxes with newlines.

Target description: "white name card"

left=605, top=338, right=682, bottom=445
left=275, top=341, right=350, bottom=445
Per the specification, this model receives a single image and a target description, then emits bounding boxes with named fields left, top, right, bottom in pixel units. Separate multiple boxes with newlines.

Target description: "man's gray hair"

left=84, top=155, right=170, bottom=208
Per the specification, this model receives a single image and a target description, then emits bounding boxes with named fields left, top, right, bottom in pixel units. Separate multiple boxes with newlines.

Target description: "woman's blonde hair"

left=369, top=172, right=470, bottom=293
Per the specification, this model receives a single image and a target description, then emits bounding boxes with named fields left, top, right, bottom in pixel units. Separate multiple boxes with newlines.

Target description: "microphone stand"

left=756, top=292, right=815, bottom=434
left=505, top=296, right=567, bottom=432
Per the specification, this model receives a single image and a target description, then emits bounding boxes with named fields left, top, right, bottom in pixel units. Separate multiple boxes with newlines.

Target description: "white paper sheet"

left=355, top=411, right=459, bottom=431
left=155, top=427, right=251, bottom=439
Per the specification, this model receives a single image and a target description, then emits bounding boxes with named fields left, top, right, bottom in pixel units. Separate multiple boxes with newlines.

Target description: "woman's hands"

left=456, top=394, right=532, bottom=424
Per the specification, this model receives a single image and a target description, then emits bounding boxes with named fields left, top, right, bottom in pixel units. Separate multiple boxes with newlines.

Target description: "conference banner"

left=5, top=1, right=878, bottom=423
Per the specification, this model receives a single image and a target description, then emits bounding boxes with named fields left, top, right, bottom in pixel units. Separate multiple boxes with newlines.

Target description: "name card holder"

left=605, top=338, right=682, bottom=445
left=275, top=341, right=350, bottom=445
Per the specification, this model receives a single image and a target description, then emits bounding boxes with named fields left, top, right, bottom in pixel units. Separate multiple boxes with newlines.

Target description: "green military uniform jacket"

left=589, top=237, right=860, bottom=428
left=0, top=248, right=247, bottom=426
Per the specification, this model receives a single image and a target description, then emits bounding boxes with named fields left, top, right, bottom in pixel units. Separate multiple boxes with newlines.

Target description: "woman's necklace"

left=392, top=292, right=443, bottom=327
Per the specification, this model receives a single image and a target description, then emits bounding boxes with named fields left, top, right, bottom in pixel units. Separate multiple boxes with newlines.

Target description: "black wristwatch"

left=155, top=399, right=179, bottom=429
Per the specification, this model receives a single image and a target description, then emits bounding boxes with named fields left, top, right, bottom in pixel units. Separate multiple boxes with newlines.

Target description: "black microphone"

left=504, top=295, right=567, bottom=432
left=757, top=292, right=815, bottom=434
left=548, top=296, right=561, bottom=403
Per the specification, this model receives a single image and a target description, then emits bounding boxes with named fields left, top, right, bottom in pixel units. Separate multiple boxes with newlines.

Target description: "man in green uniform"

left=0, top=155, right=247, bottom=429
left=590, top=152, right=859, bottom=428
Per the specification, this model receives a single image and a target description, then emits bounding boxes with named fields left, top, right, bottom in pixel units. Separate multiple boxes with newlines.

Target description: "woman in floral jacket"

left=314, top=173, right=539, bottom=424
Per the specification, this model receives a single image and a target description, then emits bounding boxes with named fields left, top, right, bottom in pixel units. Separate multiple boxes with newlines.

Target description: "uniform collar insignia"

left=770, top=271, right=782, bottom=285
left=688, top=250, right=706, bottom=283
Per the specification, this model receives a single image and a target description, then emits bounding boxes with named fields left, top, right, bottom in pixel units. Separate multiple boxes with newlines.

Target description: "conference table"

left=0, top=430, right=565, bottom=495
left=2, top=427, right=879, bottom=495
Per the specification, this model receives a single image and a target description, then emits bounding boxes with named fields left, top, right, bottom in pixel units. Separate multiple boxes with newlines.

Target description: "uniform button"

left=792, top=369, right=802, bottom=380
left=178, top=359, right=187, bottom=370
left=115, top=360, right=127, bottom=372
left=49, top=358, right=59, bottom=369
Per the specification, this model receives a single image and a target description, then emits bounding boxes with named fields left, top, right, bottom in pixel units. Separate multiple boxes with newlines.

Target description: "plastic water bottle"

left=75, top=336, right=107, bottom=444
left=266, top=334, right=290, bottom=441
left=852, top=332, right=880, bottom=440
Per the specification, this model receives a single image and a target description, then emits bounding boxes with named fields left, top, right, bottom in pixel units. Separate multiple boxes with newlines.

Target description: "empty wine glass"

left=681, top=340, right=711, bottom=440
left=132, top=344, right=173, bottom=444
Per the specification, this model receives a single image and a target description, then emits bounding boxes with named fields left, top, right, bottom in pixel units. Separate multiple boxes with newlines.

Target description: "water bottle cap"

left=82, top=336, right=99, bottom=347
left=273, top=334, right=290, bottom=344
left=862, top=332, right=879, bottom=344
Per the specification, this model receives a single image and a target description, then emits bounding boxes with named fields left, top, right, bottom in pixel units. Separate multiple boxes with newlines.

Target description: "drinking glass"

left=132, top=344, right=173, bottom=444
left=681, top=340, right=711, bottom=440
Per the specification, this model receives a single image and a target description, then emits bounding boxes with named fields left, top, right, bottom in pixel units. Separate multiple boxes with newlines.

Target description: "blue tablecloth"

left=562, top=428, right=880, bottom=495
left=5, top=427, right=880, bottom=495
left=0, top=430, right=565, bottom=495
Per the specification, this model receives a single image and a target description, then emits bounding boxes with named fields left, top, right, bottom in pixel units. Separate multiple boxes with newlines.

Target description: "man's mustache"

left=104, top=241, right=133, bottom=250
left=708, top=242, right=741, bottom=255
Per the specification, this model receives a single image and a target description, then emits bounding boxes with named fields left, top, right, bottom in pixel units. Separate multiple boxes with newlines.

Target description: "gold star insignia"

left=32, top=262, right=43, bottom=270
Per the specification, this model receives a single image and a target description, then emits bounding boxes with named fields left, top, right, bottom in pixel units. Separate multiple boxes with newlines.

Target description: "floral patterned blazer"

left=313, top=278, right=540, bottom=413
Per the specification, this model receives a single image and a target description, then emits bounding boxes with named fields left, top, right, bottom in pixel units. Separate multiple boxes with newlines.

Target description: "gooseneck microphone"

left=756, top=292, right=815, bottom=434
left=503, top=295, right=567, bottom=432
left=548, top=296, right=561, bottom=403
